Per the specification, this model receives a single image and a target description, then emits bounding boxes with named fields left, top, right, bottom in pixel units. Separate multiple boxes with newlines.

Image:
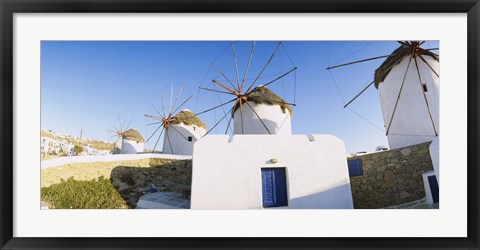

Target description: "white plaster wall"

left=191, top=134, right=353, bottom=209
left=233, top=102, right=292, bottom=135
left=378, top=56, right=439, bottom=149
left=162, top=123, right=206, bottom=155
left=121, top=139, right=144, bottom=154
left=429, top=136, right=439, bottom=184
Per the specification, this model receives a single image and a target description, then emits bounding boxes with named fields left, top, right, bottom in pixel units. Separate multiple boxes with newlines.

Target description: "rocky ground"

left=41, top=158, right=192, bottom=208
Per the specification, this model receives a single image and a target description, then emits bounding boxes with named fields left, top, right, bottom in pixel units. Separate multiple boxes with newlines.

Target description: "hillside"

left=41, top=129, right=113, bottom=152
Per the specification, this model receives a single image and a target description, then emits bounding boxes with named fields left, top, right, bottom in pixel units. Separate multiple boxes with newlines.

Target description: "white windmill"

left=196, top=41, right=297, bottom=136
left=327, top=41, right=440, bottom=181
left=145, top=84, right=207, bottom=155
left=108, top=116, right=145, bottom=154
left=327, top=41, right=439, bottom=149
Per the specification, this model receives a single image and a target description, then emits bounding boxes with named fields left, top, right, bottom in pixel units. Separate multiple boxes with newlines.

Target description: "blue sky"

left=41, top=40, right=439, bottom=153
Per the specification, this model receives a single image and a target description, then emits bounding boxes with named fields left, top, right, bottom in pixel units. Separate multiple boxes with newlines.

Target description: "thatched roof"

left=122, top=129, right=144, bottom=143
left=172, top=109, right=207, bottom=129
left=374, top=42, right=439, bottom=88
left=234, top=86, right=293, bottom=116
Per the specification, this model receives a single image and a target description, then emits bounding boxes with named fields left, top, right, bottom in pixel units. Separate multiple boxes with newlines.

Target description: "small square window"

left=188, top=136, right=193, bottom=142
left=347, top=158, right=363, bottom=177
left=422, top=83, right=428, bottom=92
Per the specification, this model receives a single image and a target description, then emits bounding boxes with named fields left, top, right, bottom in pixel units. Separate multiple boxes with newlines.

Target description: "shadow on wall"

left=288, top=183, right=354, bottom=209
left=121, top=141, right=137, bottom=154
left=236, top=117, right=282, bottom=134
left=109, top=160, right=192, bottom=208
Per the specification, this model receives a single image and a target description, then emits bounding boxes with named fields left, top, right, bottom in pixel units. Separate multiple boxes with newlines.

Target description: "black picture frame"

left=1, top=0, right=478, bottom=249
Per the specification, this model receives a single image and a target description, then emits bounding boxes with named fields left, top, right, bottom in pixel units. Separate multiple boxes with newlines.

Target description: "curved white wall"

left=191, top=134, right=353, bottom=209
left=121, top=139, right=144, bottom=154
left=378, top=56, right=439, bottom=149
left=233, top=102, right=292, bottom=135
left=162, top=123, right=206, bottom=155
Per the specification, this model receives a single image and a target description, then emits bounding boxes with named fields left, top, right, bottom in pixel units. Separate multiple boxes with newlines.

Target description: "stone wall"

left=349, top=141, right=434, bottom=209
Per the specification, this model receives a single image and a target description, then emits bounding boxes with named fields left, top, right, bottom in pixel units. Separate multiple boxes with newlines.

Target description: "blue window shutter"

left=347, top=159, right=363, bottom=177
left=428, top=175, right=439, bottom=203
left=262, top=168, right=288, bottom=208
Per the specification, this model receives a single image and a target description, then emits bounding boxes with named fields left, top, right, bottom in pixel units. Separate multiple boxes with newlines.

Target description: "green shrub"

left=41, top=176, right=129, bottom=209
left=73, top=145, right=83, bottom=155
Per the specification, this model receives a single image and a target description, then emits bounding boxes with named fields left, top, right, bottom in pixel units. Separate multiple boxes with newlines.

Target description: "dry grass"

left=172, top=110, right=207, bottom=129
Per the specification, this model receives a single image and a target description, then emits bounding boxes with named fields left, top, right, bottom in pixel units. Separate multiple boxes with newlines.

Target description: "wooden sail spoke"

left=125, top=116, right=134, bottom=131
left=152, top=105, right=164, bottom=118
left=232, top=100, right=239, bottom=117
left=225, top=113, right=233, bottom=135
left=152, top=126, right=165, bottom=152
left=171, top=95, right=193, bottom=116
left=203, top=106, right=235, bottom=137
left=417, top=54, right=440, bottom=77
left=195, top=98, right=237, bottom=116
left=258, top=67, right=298, bottom=90
left=245, top=101, right=271, bottom=134
left=147, top=123, right=164, bottom=142
left=212, top=63, right=238, bottom=92
left=343, top=80, right=375, bottom=108
left=212, top=80, right=237, bottom=95
left=326, top=55, right=391, bottom=70
left=160, top=94, right=166, bottom=118
left=241, top=41, right=256, bottom=91
left=232, top=44, right=240, bottom=89
left=199, top=87, right=233, bottom=95
left=386, top=55, right=413, bottom=135
left=165, top=127, right=174, bottom=154
left=147, top=121, right=163, bottom=126
left=244, top=41, right=282, bottom=94
left=342, top=54, right=408, bottom=109
left=144, top=114, right=163, bottom=121
left=170, top=84, right=184, bottom=116
left=413, top=56, right=438, bottom=136
left=239, top=104, right=244, bottom=134
left=117, top=115, right=123, bottom=132
left=170, top=125, right=189, bottom=141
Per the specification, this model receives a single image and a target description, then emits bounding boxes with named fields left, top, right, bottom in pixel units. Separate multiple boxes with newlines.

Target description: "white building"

left=191, top=134, right=353, bottom=209
left=82, top=145, right=92, bottom=155
left=233, top=86, right=292, bottom=135
left=191, top=86, right=353, bottom=209
left=41, top=136, right=53, bottom=153
left=121, top=129, right=145, bottom=154
left=41, top=136, right=62, bottom=155
left=375, top=42, right=439, bottom=149
left=162, top=109, right=207, bottom=155
left=62, top=143, right=75, bottom=156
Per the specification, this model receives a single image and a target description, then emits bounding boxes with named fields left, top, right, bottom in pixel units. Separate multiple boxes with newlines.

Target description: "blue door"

left=261, top=168, right=288, bottom=208
left=428, top=175, right=439, bottom=203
